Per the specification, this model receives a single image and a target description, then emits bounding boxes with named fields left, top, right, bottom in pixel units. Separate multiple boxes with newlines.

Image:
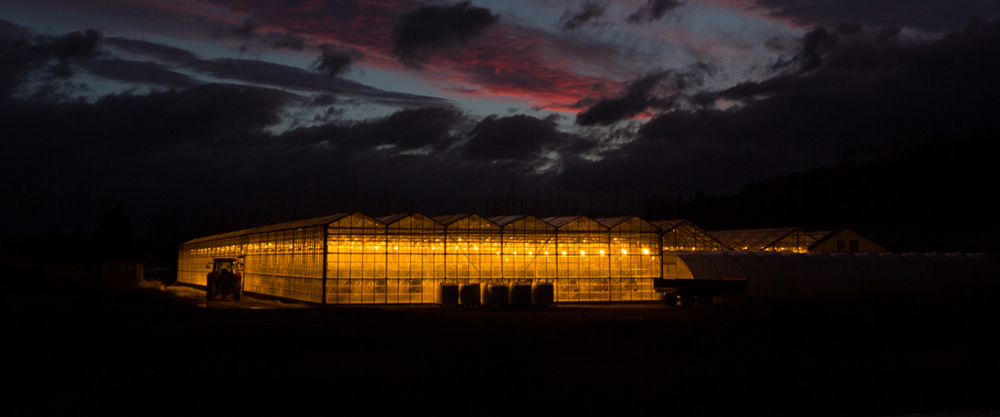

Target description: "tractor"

left=206, top=257, right=243, bottom=301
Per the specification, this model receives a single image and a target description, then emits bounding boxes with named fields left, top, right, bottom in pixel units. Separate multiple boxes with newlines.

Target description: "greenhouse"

left=178, top=212, right=662, bottom=304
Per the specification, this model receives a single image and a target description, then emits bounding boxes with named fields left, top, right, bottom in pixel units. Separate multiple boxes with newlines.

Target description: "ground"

left=6, top=261, right=1000, bottom=416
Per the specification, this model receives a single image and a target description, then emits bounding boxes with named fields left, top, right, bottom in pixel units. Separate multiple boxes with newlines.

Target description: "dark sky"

left=1, top=0, right=998, bottom=235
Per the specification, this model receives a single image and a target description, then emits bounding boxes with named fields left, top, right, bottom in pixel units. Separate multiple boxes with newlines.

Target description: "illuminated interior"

left=438, top=214, right=502, bottom=286
left=178, top=212, right=662, bottom=304
left=326, top=212, right=387, bottom=304
left=492, top=214, right=557, bottom=286
left=600, top=217, right=661, bottom=301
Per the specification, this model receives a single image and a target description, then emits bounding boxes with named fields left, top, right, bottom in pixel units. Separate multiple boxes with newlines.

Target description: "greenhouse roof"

left=182, top=212, right=354, bottom=245
left=542, top=215, right=595, bottom=228
left=708, top=227, right=810, bottom=251
left=488, top=214, right=530, bottom=227
left=376, top=212, right=444, bottom=226
left=595, top=216, right=630, bottom=228
left=649, top=219, right=686, bottom=232
left=432, top=213, right=494, bottom=226
left=807, top=230, right=832, bottom=240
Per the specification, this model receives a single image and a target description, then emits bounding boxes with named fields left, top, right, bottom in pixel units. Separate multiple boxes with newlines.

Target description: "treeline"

left=666, top=128, right=1000, bottom=253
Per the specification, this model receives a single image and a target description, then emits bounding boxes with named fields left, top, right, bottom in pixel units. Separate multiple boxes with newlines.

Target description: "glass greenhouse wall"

left=243, top=226, right=325, bottom=302
left=325, top=212, right=385, bottom=304
left=178, top=211, right=668, bottom=304
left=436, top=214, right=502, bottom=285
left=381, top=213, right=445, bottom=304
left=598, top=217, right=661, bottom=301
left=177, top=215, right=335, bottom=303
left=492, top=215, right=558, bottom=283
left=545, top=216, right=609, bottom=302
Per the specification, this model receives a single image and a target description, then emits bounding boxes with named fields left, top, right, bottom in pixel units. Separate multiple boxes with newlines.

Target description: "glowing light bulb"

left=643, top=248, right=650, bottom=255
left=621, top=249, right=627, bottom=255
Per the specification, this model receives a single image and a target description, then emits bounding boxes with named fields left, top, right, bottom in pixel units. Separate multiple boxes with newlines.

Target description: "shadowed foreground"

left=7, top=260, right=1000, bottom=416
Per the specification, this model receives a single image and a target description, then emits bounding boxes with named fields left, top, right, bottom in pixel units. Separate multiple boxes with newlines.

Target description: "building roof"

left=808, top=227, right=886, bottom=252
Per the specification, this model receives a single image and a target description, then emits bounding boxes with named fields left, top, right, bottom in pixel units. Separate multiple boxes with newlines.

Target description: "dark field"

left=7, top=260, right=1000, bottom=416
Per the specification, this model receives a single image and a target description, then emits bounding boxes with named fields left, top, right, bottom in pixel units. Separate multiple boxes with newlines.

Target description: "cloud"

left=766, top=22, right=906, bottom=74
left=82, top=59, right=198, bottom=89
left=391, top=1, right=500, bottom=68
left=351, top=106, right=464, bottom=151
left=627, top=0, right=684, bottom=24
left=213, top=17, right=308, bottom=51
left=462, top=114, right=577, bottom=161
left=0, top=82, right=298, bottom=231
left=754, top=0, right=1000, bottom=32
left=51, top=28, right=103, bottom=60
left=0, top=21, right=103, bottom=97
left=102, top=37, right=447, bottom=108
left=560, top=1, right=608, bottom=31
left=311, top=44, right=364, bottom=78
left=553, top=17, right=1000, bottom=199
left=575, top=63, right=719, bottom=126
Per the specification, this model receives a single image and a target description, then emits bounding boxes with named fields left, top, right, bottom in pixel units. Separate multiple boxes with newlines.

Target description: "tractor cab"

left=206, top=257, right=244, bottom=301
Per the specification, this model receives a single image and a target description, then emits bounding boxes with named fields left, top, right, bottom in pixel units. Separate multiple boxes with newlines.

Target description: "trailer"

left=654, top=277, right=748, bottom=306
